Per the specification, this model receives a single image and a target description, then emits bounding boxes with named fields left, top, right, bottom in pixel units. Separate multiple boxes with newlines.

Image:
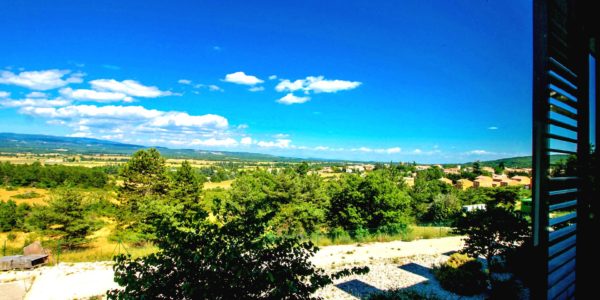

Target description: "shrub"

left=489, top=278, right=525, bottom=300
left=352, top=226, right=370, bottom=241
left=376, top=222, right=408, bottom=236
left=433, top=253, right=487, bottom=296
left=367, top=288, right=441, bottom=300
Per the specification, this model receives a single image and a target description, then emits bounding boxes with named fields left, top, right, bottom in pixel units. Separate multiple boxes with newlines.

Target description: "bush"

left=489, top=278, right=525, bottom=300
left=367, top=288, right=441, bottom=300
left=433, top=253, right=487, bottom=296
left=376, top=222, right=408, bottom=235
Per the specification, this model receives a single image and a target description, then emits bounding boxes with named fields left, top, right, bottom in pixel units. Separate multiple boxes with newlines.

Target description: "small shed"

left=0, top=254, right=49, bottom=271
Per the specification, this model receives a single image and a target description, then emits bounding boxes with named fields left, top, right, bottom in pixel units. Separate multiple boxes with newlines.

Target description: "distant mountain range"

left=0, top=132, right=563, bottom=167
left=0, top=132, right=309, bottom=162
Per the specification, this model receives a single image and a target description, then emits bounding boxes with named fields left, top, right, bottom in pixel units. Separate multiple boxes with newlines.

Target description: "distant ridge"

left=0, top=132, right=311, bottom=162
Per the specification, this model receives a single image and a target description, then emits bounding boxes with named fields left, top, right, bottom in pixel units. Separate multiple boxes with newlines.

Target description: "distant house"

left=415, top=165, right=431, bottom=171
left=482, top=166, right=495, bottom=174
left=439, top=178, right=453, bottom=185
left=443, top=167, right=461, bottom=175
left=403, top=177, right=415, bottom=187
left=475, top=175, right=493, bottom=182
left=364, top=164, right=375, bottom=171
left=455, top=179, right=473, bottom=190
left=463, top=204, right=486, bottom=212
left=511, top=175, right=531, bottom=185
left=492, top=174, right=508, bottom=182
left=500, top=179, right=520, bottom=187
left=474, top=179, right=494, bottom=188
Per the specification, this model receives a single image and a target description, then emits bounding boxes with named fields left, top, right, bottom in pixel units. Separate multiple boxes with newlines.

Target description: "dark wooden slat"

left=549, top=57, right=577, bottom=83
left=549, top=45, right=570, bottom=65
left=549, top=176, right=578, bottom=183
left=549, top=235, right=576, bottom=257
left=547, top=133, right=578, bottom=144
left=549, top=90, right=578, bottom=109
left=549, top=118, right=578, bottom=132
left=550, top=224, right=576, bottom=242
left=548, top=258, right=575, bottom=286
left=550, top=200, right=577, bottom=212
left=546, top=148, right=577, bottom=155
left=549, top=212, right=577, bottom=226
left=549, top=30, right=568, bottom=50
left=549, top=246, right=576, bottom=272
left=549, top=271, right=576, bottom=300
left=550, top=73, right=578, bottom=95
left=550, top=104, right=578, bottom=121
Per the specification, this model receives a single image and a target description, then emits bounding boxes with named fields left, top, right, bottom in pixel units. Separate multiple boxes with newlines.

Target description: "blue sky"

left=0, top=0, right=532, bottom=163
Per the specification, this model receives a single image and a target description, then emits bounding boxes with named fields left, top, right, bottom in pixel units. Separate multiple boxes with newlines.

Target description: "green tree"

left=107, top=176, right=366, bottom=299
left=428, top=193, right=461, bottom=223
left=170, top=161, right=203, bottom=213
left=0, top=200, right=17, bottom=232
left=452, top=207, right=529, bottom=279
left=27, top=190, right=94, bottom=248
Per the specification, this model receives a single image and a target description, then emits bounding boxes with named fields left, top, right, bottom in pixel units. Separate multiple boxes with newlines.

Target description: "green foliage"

left=107, top=168, right=367, bottom=299
left=0, top=161, right=108, bottom=188
left=433, top=253, right=487, bottom=296
left=170, top=160, right=203, bottom=213
left=328, top=170, right=412, bottom=232
left=367, top=288, right=442, bottom=300
left=0, top=200, right=17, bottom=231
left=11, top=191, right=42, bottom=199
left=0, top=200, right=31, bottom=232
left=452, top=207, right=529, bottom=270
left=26, top=190, right=94, bottom=248
left=428, top=193, right=461, bottom=223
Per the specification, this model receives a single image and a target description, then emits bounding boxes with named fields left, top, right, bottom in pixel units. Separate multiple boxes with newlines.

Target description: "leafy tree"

left=428, top=193, right=461, bottom=223
left=452, top=207, right=529, bottom=279
left=0, top=200, right=17, bottom=232
left=328, top=170, right=412, bottom=231
left=27, top=190, right=94, bottom=248
left=171, top=161, right=203, bottom=213
left=116, top=148, right=170, bottom=241
left=294, top=161, right=310, bottom=176
left=107, top=173, right=367, bottom=299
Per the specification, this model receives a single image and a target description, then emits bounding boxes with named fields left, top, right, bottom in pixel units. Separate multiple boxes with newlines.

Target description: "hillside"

left=0, top=132, right=307, bottom=162
left=478, top=155, right=569, bottom=168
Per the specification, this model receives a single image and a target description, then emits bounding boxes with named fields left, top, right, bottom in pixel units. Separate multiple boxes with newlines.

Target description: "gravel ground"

left=0, top=237, right=479, bottom=299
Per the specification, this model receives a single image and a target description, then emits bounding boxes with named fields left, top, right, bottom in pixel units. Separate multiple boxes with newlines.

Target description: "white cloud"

left=237, top=124, right=249, bottom=129
left=248, top=86, right=264, bottom=92
left=1, top=98, right=71, bottom=108
left=90, top=79, right=172, bottom=97
left=275, top=76, right=361, bottom=94
left=26, top=91, right=47, bottom=98
left=413, top=149, right=422, bottom=154
left=488, top=126, right=498, bottom=130
left=240, top=137, right=253, bottom=145
left=178, top=79, right=192, bottom=85
left=191, top=138, right=238, bottom=147
left=257, top=139, right=291, bottom=148
left=275, top=79, right=305, bottom=92
left=386, top=147, right=401, bottom=154
left=222, top=72, right=264, bottom=85
left=208, top=85, right=223, bottom=92
left=149, top=112, right=228, bottom=129
left=305, top=76, right=361, bottom=93
left=268, top=75, right=277, bottom=80
left=314, top=146, right=330, bottom=151
left=0, top=69, right=84, bottom=90
left=277, top=93, right=310, bottom=105
left=213, top=46, right=221, bottom=51
left=0, top=91, right=9, bottom=98
left=468, top=150, right=492, bottom=155
left=60, top=87, right=133, bottom=103
left=68, top=132, right=92, bottom=138
left=273, top=133, right=289, bottom=139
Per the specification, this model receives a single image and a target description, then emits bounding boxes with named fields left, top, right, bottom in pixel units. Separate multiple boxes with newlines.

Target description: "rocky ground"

left=0, top=236, right=474, bottom=299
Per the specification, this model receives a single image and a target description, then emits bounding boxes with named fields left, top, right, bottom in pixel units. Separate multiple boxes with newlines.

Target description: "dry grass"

left=0, top=187, right=50, bottom=205
left=203, top=180, right=234, bottom=190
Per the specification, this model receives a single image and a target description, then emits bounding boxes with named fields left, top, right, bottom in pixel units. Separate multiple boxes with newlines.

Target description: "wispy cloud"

left=257, top=139, right=292, bottom=148
left=178, top=79, right=192, bottom=85
left=275, top=76, right=361, bottom=94
left=468, top=149, right=493, bottom=155
left=26, top=91, right=47, bottom=98
left=222, top=71, right=264, bottom=86
left=102, top=64, right=121, bottom=70
left=90, top=79, right=173, bottom=98
left=248, top=86, right=264, bottom=92
left=60, top=87, right=133, bottom=103
left=488, top=126, right=498, bottom=130
left=0, top=69, right=84, bottom=90
left=277, top=93, right=310, bottom=105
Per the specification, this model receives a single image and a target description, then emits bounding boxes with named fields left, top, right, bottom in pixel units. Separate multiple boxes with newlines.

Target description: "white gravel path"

left=0, top=236, right=478, bottom=299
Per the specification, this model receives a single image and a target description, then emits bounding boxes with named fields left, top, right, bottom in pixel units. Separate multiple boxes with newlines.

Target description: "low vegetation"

left=432, top=253, right=487, bottom=295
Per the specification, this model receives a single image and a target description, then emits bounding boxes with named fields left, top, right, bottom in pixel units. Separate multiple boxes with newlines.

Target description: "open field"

left=0, top=187, right=49, bottom=206
left=203, top=180, right=234, bottom=190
